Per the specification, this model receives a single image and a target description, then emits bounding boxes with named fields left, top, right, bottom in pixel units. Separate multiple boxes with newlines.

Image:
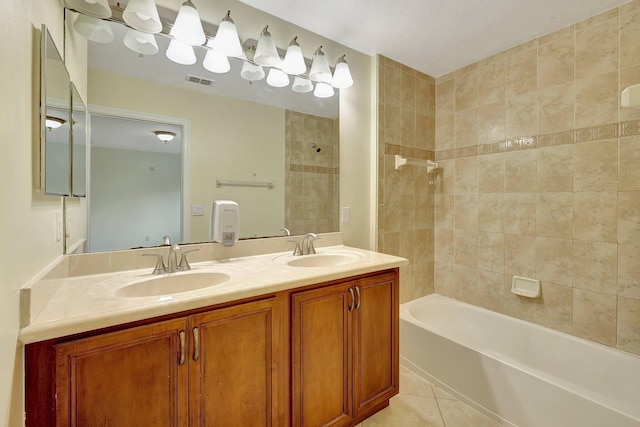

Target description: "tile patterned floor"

left=356, top=365, right=504, bottom=427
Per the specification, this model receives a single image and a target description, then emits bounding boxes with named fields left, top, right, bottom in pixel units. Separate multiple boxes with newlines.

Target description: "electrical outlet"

left=341, top=207, right=350, bottom=223
left=56, top=211, right=63, bottom=242
left=191, top=204, right=204, bottom=216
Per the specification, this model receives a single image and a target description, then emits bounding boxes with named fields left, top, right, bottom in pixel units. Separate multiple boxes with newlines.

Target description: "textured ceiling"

left=239, top=0, right=630, bottom=77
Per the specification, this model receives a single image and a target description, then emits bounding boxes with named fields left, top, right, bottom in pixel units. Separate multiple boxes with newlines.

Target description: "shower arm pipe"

left=215, top=177, right=274, bottom=189
left=394, top=154, right=439, bottom=173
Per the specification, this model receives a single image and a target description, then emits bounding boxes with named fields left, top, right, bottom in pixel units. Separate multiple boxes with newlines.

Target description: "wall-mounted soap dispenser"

left=211, top=200, right=239, bottom=247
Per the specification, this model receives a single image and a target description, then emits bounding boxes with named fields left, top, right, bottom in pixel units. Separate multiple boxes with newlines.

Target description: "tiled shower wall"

left=434, top=2, right=640, bottom=355
left=284, top=110, right=339, bottom=236
left=378, top=57, right=436, bottom=303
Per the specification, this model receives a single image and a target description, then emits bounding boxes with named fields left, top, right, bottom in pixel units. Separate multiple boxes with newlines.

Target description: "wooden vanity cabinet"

left=290, top=270, right=399, bottom=426
left=51, top=297, right=283, bottom=427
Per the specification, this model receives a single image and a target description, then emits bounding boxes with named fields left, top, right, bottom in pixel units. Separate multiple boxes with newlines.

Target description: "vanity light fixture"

left=46, top=116, right=66, bottom=130
left=170, top=0, right=206, bottom=46
left=154, top=131, right=176, bottom=142
left=266, top=66, right=290, bottom=88
left=313, top=81, right=335, bottom=98
left=73, top=14, right=114, bottom=43
left=65, top=0, right=112, bottom=19
left=331, top=55, right=353, bottom=89
left=240, top=60, right=265, bottom=81
left=214, top=10, right=243, bottom=57
left=309, top=46, right=332, bottom=83
left=254, top=26, right=280, bottom=67
left=292, top=76, right=314, bottom=93
left=203, top=38, right=231, bottom=74
left=282, top=36, right=307, bottom=75
left=166, top=38, right=196, bottom=65
left=122, top=0, right=162, bottom=34
left=124, top=28, right=159, bottom=55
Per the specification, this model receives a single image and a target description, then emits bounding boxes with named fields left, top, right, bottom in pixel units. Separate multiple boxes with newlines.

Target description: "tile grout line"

left=430, top=384, right=448, bottom=426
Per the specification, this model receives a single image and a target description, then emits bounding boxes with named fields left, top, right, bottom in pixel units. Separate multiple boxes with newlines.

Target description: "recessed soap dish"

left=511, top=276, right=541, bottom=298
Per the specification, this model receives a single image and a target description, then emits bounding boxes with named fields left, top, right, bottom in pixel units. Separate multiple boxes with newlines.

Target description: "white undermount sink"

left=115, top=272, right=231, bottom=298
left=285, top=253, right=361, bottom=268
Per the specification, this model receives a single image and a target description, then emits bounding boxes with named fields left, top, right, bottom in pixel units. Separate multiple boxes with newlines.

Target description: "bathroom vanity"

left=21, top=235, right=406, bottom=426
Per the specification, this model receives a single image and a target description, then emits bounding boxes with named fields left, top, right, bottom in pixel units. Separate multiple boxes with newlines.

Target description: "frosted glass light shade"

left=124, top=29, right=158, bottom=55
left=123, top=0, right=162, bottom=33
left=66, top=0, right=112, bottom=19
left=292, top=77, right=313, bottom=93
left=166, top=39, right=196, bottom=65
left=314, top=82, right=335, bottom=98
left=241, top=61, right=265, bottom=81
left=203, top=39, right=231, bottom=73
left=215, top=11, right=243, bottom=57
left=332, top=55, right=353, bottom=88
left=73, top=14, right=114, bottom=43
left=309, top=46, right=332, bottom=83
left=170, top=1, right=206, bottom=46
left=282, top=37, right=306, bottom=75
left=266, top=68, right=290, bottom=88
left=254, top=26, right=280, bottom=67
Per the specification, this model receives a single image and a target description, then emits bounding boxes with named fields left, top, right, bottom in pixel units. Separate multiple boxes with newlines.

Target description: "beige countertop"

left=19, top=244, right=407, bottom=344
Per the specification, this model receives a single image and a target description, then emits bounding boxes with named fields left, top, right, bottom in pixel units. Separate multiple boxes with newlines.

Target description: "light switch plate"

left=341, top=207, right=350, bottom=223
left=191, top=204, right=204, bottom=216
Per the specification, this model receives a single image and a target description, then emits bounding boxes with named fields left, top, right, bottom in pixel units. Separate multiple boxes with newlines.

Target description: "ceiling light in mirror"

left=154, top=131, right=176, bottom=142
left=170, top=0, right=206, bottom=46
left=66, top=0, right=111, bottom=18
left=203, top=39, right=231, bottom=74
left=254, top=25, right=280, bottom=67
left=166, top=38, right=196, bottom=65
left=314, top=82, right=334, bottom=98
left=267, top=67, right=290, bottom=88
left=122, top=0, right=162, bottom=33
left=215, top=10, right=243, bottom=57
left=124, top=28, right=158, bottom=55
left=46, top=116, right=66, bottom=130
left=292, top=77, right=313, bottom=93
left=309, top=46, right=332, bottom=83
left=332, top=55, right=353, bottom=88
left=73, top=13, right=114, bottom=43
left=283, top=36, right=306, bottom=75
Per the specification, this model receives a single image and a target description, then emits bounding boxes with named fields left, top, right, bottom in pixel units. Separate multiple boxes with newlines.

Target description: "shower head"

left=311, top=143, right=321, bottom=153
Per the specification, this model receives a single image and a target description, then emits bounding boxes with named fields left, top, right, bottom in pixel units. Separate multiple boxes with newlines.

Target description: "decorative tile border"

left=435, top=120, right=640, bottom=160
left=384, top=143, right=435, bottom=160
left=290, top=164, right=339, bottom=175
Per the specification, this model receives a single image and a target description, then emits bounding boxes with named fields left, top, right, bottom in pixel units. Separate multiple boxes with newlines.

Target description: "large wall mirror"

left=65, top=7, right=340, bottom=253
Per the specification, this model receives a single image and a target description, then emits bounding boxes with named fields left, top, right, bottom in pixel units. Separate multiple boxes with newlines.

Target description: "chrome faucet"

left=301, top=233, right=320, bottom=255
left=166, top=243, right=181, bottom=273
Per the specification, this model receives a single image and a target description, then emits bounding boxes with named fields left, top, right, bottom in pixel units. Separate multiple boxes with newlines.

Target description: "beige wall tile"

left=455, top=194, right=478, bottom=231
left=477, top=232, right=505, bottom=273
left=435, top=228, right=454, bottom=263
left=435, top=159, right=455, bottom=195
left=619, top=136, right=640, bottom=191
left=384, top=64, right=402, bottom=108
left=477, top=270, right=505, bottom=312
left=536, top=237, right=573, bottom=287
left=435, top=261, right=456, bottom=297
left=416, top=115, right=435, bottom=150
left=454, top=230, right=478, bottom=268
left=455, top=69, right=478, bottom=111
left=454, top=108, right=479, bottom=147
left=576, top=8, right=619, bottom=31
left=478, top=59, right=505, bottom=106
left=455, top=265, right=479, bottom=304
left=416, top=77, right=435, bottom=117
left=574, top=139, right=618, bottom=192
left=506, top=91, right=537, bottom=138
left=436, top=79, right=455, bottom=117
left=454, top=157, right=478, bottom=194
left=536, top=145, right=574, bottom=192
left=477, top=103, right=506, bottom=144
left=573, top=289, right=617, bottom=346
left=400, top=265, right=416, bottom=303
left=503, top=193, right=536, bottom=236
left=505, top=48, right=537, bottom=98
left=503, top=275, right=538, bottom=322
left=402, top=71, right=417, bottom=112
left=504, top=150, right=536, bottom=193
left=536, top=192, right=574, bottom=239
left=575, top=18, right=619, bottom=79
left=621, top=0, right=640, bottom=16
left=573, top=240, right=618, bottom=294
left=538, top=82, right=574, bottom=134
left=504, top=234, right=536, bottom=277
left=618, top=297, right=640, bottom=354
left=537, top=282, right=573, bottom=333
left=384, top=104, right=402, bottom=145
left=620, top=7, right=640, bottom=69
left=538, top=32, right=575, bottom=89
left=477, top=193, right=503, bottom=233
left=618, top=244, right=640, bottom=300
left=436, top=114, right=454, bottom=151
left=573, top=191, right=617, bottom=242
left=435, top=194, right=454, bottom=229
left=618, top=191, right=640, bottom=244
left=620, top=65, right=640, bottom=121
left=478, top=153, right=504, bottom=193
left=575, top=71, right=618, bottom=128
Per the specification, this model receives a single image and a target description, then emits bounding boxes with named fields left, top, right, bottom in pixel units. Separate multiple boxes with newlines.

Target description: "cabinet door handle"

left=193, top=327, right=199, bottom=361
left=355, top=286, right=361, bottom=310
left=348, top=287, right=355, bottom=311
left=179, top=330, right=186, bottom=366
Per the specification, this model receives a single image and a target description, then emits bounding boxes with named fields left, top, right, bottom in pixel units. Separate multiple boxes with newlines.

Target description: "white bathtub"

left=400, top=294, right=640, bottom=427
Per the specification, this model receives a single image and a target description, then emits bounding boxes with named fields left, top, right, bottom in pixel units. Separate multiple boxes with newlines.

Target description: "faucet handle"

left=143, top=254, right=166, bottom=275
left=288, top=240, right=303, bottom=256
left=163, top=235, right=171, bottom=245
left=178, top=249, right=199, bottom=271
left=308, top=235, right=321, bottom=254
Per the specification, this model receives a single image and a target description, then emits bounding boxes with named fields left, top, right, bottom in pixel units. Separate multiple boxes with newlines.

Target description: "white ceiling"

left=238, top=0, right=630, bottom=77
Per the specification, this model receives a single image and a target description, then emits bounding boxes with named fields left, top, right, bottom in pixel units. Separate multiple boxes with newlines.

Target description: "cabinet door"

left=291, top=282, right=354, bottom=427
left=189, top=297, right=283, bottom=427
left=55, top=318, right=189, bottom=427
left=353, top=272, right=399, bottom=416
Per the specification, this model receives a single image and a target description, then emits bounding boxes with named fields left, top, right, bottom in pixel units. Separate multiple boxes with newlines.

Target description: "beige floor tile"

left=437, top=399, right=503, bottom=427
left=432, top=384, right=458, bottom=400
left=363, top=394, right=445, bottom=427
left=400, top=365, right=435, bottom=397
